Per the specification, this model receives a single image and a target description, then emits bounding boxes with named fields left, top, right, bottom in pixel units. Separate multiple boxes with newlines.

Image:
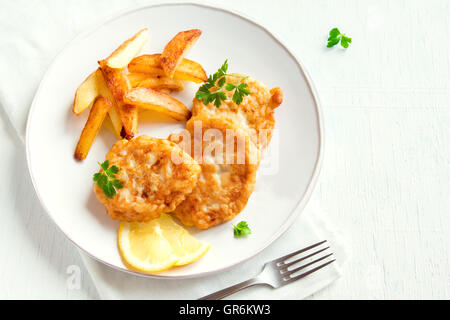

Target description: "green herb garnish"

left=327, top=27, right=352, bottom=48
left=233, top=221, right=251, bottom=237
left=93, top=160, right=123, bottom=198
left=196, top=60, right=250, bottom=108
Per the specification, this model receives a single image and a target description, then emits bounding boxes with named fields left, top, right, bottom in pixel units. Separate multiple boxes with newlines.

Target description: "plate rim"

left=25, top=1, right=324, bottom=279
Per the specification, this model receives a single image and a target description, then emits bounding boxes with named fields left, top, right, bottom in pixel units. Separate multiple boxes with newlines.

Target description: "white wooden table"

left=0, top=0, right=448, bottom=299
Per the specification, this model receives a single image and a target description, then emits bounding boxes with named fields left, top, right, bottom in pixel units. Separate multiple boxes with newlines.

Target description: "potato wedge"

left=72, top=69, right=100, bottom=115
left=158, top=89, right=172, bottom=95
left=107, top=104, right=123, bottom=139
left=124, top=87, right=190, bottom=121
left=161, top=29, right=201, bottom=78
left=128, top=54, right=206, bottom=83
left=99, top=60, right=138, bottom=139
left=137, top=77, right=183, bottom=91
left=105, top=28, right=149, bottom=69
left=96, top=71, right=122, bottom=137
left=127, top=72, right=152, bottom=87
left=127, top=72, right=183, bottom=91
left=74, top=97, right=112, bottom=161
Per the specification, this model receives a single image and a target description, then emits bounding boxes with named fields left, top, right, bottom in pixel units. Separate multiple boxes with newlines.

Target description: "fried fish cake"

left=94, top=135, right=200, bottom=222
left=192, top=74, right=283, bottom=150
left=169, top=114, right=258, bottom=229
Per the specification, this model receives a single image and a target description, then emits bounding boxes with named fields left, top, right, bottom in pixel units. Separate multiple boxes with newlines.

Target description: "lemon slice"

left=118, top=213, right=210, bottom=273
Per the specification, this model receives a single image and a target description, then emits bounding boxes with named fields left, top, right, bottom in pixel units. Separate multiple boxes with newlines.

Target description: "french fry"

left=74, top=97, right=112, bottom=161
left=127, top=72, right=183, bottom=91
left=96, top=71, right=122, bottom=137
left=124, top=87, right=190, bottom=121
left=158, top=88, right=172, bottom=95
left=72, top=69, right=100, bottom=115
left=128, top=54, right=207, bottom=83
left=160, top=29, right=202, bottom=78
left=105, top=28, right=149, bottom=69
left=127, top=72, right=152, bottom=87
left=99, top=60, right=138, bottom=139
left=137, top=77, right=184, bottom=91
left=107, top=104, right=123, bottom=139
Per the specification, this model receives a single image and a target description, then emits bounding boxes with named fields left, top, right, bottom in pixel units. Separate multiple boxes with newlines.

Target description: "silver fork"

left=199, top=240, right=335, bottom=300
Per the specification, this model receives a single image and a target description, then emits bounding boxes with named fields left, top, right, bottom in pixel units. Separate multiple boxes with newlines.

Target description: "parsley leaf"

left=329, top=27, right=340, bottom=38
left=110, top=165, right=119, bottom=174
left=340, top=35, right=352, bottom=48
left=327, top=37, right=340, bottom=47
left=195, top=60, right=250, bottom=108
left=327, top=27, right=352, bottom=48
left=225, top=83, right=235, bottom=91
left=94, top=160, right=124, bottom=199
left=111, top=179, right=123, bottom=189
left=232, top=83, right=250, bottom=105
left=93, top=172, right=102, bottom=182
left=233, top=221, right=251, bottom=237
left=100, top=160, right=109, bottom=171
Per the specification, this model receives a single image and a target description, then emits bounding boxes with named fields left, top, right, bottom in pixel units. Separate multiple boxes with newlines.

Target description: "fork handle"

left=198, top=277, right=262, bottom=300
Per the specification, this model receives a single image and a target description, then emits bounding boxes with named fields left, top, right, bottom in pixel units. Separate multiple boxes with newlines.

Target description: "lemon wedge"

left=118, top=213, right=210, bottom=273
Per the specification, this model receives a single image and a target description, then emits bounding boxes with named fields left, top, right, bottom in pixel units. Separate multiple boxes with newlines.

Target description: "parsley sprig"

left=196, top=60, right=251, bottom=108
left=93, top=160, right=123, bottom=198
left=233, top=221, right=251, bottom=237
left=327, top=28, right=352, bottom=48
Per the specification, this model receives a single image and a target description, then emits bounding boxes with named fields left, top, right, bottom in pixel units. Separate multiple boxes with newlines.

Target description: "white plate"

left=26, top=3, right=323, bottom=278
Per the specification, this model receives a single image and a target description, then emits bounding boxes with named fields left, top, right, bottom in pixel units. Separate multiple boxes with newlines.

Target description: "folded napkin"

left=81, top=204, right=347, bottom=300
left=0, top=0, right=348, bottom=299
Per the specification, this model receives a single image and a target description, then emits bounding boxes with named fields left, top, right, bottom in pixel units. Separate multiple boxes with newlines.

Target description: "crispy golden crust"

left=124, top=87, right=191, bottom=121
left=128, top=54, right=207, bottom=83
left=192, top=75, right=283, bottom=150
left=94, top=135, right=201, bottom=222
left=99, top=60, right=138, bottom=139
left=104, top=28, right=148, bottom=69
left=170, top=114, right=258, bottom=229
left=74, top=96, right=112, bottom=161
left=137, top=77, right=184, bottom=91
left=160, top=29, right=202, bottom=78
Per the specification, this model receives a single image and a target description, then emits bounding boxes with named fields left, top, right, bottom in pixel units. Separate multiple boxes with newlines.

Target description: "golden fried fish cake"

left=192, top=74, right=283, bottom=150
left=169, top=114, right=258, bottom=229
left=94, top=135, right=200, bottom=222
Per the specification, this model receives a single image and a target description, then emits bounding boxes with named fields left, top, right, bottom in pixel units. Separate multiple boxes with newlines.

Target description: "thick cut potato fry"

left=107, top=104, right=123, bottom=139
left=160, top=29, right=202, bottom=78
left=73, top=69, right=100, bottom=115
left=128, top=54, right=206, bottom=83
left=137, top=77, right=183, bottom=91
left=124, top=87, right=190, bottom=121
left=99, top=60, right=138, bottom=139
left=105, top=28, right=149, bottom=69
left=73, top=69, right=123, bottom=138
left=127, top=72, right=152, bottom=87
left=96, top=71, right=122, bottom=137
left=74, top=97, right=112, bottom=160
left=159, top=89, right=172, bottom=95
left=127, top=72, right=183, bottom=91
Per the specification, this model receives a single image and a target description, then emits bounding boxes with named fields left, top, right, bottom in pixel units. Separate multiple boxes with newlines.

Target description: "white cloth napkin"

left=81, top=206, right=347, bottom=300
left=0, top=0, right=347, bottom=299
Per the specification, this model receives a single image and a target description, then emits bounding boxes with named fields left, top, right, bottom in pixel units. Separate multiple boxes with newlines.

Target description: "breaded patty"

left=192, top=74, right=283, bottom=150
left=94, top=135, right=201, bottom=222
left=169, top=114, right=258, bottom=229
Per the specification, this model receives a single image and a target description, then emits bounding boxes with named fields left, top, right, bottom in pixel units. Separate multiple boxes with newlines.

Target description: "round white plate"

left=26, top=3, right=323, bottom=278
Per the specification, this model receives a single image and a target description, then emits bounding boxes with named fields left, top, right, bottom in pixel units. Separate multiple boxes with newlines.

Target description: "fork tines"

left=274, top=240, right=335, bottom=283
